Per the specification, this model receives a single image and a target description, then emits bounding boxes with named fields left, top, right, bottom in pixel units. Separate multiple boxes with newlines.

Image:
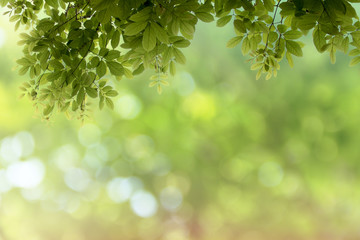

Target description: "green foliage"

left=3, top=0, right=360, bottom=119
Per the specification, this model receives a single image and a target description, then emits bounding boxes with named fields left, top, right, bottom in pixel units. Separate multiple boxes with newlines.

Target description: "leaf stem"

left=264, top=0, right=282, bottom=52
left=49, top=1, right=90, bottom=34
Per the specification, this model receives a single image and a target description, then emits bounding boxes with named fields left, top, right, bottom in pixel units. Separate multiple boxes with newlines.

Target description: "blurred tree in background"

left=1, top=1, right=360, bottom=240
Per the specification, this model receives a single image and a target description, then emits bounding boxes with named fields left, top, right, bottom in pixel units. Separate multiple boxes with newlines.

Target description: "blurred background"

left=1, top=11, right=360, bottom=240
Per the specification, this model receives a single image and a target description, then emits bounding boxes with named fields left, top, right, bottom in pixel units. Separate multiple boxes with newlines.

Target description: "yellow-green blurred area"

left=2, top=12, right=360, bottom=240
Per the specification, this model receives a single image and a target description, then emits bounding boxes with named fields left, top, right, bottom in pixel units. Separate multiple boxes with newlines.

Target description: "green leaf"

left=86, top=87, right=98, bottom=98
left=105, top=50, right=120, bottom=60
left=60, top=102, right=70, bottom=112
left=111, top=30, right=121, bottom=49
left=330, top=46, right=336, bottom=64
left=216, top=15, right=232, bottom=27
left=160, top=80, right=169, bottom=86
left=162, top=47, right=173, bottom=63
left=277, top=24, right=288, bottom=33
left=226, top=36, right=243, bottom=48
left=286, top=40, right=303, bottom=57
left=77, top=87, right=85, bottom=104
left=107, top=61, right=124, bottom=76
left=130, top=7, right=152, bottom=22
left=89, top=57, right=100, bottom=68
left=9, top=15, right=20, bottom=23
left=313, top=26, right=326, bottom=53
left=84, top=20, right=93, bottom=29
left=124, top=21, right=148, bottom=36
left=250, top=62, right=263, bottom=70
left=234, top=20, right=247, bottom=33
left=296, top=16, right=317, bottom=31
left=72, top=101, right=78, bottom=111
left=129, top=7, right=152, bottom=22
left=241, top=37, right=250, bottom=55
left=37, top=19, right=55, bottom=32
left=349, top=49, right=360, bottom=56
left=133, top=64, right=144, bottom=75
left=283, top=30, right=303, bottom=40
left=0, top=0, right=8, bottom=7
left=350, top=56, right=360, bottom=66
left=142, top=24, right=157, bottom=51
left=170, top=61, right=176, bottom=76
left=268, top=31, right=278, bottom=43
left=157, top=84, right=163, bottom=94
left=99, top=97, right=104, bottom=110
left=105, top=97, right=114, bottom=109
left=97, top=6, right=121, bottom=24
left=124, top=68, right=133, bottom=79
left=341, top=37, right=349, bottom=53
left=47, top=71, right=62, bottom=82
left=195, top=12, right=214, bottom=22
left=170, top=17, right=180, bottom=35
left=45, top=0, right=58, bottom=8
left=173, top=48, right=186, bottom=64
left=286, top=51, right=294, bottom=68
left=49, top=60, right=64, bottom=70
left=180, top=21, right=195, bottom=39
left=106, top=90, right=119, bottom=97
left=151, top=22, right=169, bottom=43
left=172, top=39, right=191, bottom=48
left=62, top=55, right=72, bottom=67
left=96, top=61, right=107, bottom=78
left=17, top=58, right=33, bottom=67
left=70, top=21, right=81, bottom=29
left=149, top=80, right=157, bottom=87
left=43, top=105, right=54, bottom=116
left=263, top=0, right=275, bottom=11
left=325, top=0, right=346, bottom=14
left=293, top=0, right=304, bottom=10
left=19, top=66, right=29, bottom=75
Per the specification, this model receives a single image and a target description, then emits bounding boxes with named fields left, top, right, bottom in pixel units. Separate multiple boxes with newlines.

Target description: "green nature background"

left=1, top=10, right=360, bottom=240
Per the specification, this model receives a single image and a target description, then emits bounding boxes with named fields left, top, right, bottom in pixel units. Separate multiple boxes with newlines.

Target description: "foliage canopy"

left=2, top=0, right=360, bottom=119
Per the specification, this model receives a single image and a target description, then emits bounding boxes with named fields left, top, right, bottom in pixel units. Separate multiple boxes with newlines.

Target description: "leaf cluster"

left=3, top=0, right=360, bottom=119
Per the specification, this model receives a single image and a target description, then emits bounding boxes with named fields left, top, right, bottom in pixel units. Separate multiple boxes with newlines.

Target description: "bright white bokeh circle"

left=6, top=158, right=45, bottom=189
left=64, top=168, right=91, bottom=192
left=107, top=177, right=143, bottom=203
left=130, top=190, right=158, bottom=218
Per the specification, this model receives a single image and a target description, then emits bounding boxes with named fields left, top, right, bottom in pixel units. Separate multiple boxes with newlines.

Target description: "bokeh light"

left=115, top=94, right=142, bottom=119
left=107, top=177, right=143, bottom=203
left=258, top=162, right=284, bottom=187
left=160, top=186, right=183, bottom=212
left=64, top=168, right=91, bottom=192
left=175, top=72, right=196, bottom=96
left=6, top=158, right=45, bottom=189
left=130, top=190, right=158, bottom=218
left=78, top=124, right=101, bottom=146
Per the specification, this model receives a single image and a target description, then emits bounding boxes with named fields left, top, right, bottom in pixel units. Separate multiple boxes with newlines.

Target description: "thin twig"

left=49, top=1, right=90, bottom=34
left=264, top=0, right=282, bottom=51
